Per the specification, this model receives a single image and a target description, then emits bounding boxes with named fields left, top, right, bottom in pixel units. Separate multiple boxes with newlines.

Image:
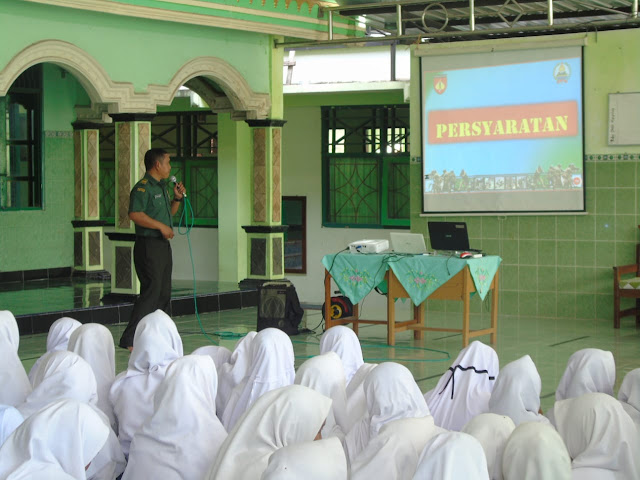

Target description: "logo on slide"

left=553, top=62, right=571, bottom=83
left=572, top=174, right=582, bottom=187
left=434, top=75, right=447, bottom=94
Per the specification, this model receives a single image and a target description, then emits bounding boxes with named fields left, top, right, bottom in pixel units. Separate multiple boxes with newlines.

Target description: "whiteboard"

left=608, top=93, right=640, bottom=145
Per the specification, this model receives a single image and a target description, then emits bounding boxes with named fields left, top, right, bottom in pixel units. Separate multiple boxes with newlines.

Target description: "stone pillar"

left=239, top=119, right=287, bottom=289
left=104, top=114, right=153, bottom=299
left=71, top=122, right=109, bottom=279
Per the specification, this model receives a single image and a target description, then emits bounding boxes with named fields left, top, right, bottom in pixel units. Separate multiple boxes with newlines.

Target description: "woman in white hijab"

left=124, top=355, right=227, bottom=480
left=425, top=341, right=499, bottom=431
left=221, top=328, right=295, bottom=431
left=0, top=406, right=23, bottom=446
left=551, top=392, right=640, bottom=479
left=28, top=317, right=82, bottom=383
left=68, top=324, right=116, bottom=430
left=260, top=438, right=347, bottom=480
left=345, top=362, right=431, bottom=464
left=412, top=432, right=490, bottom=480
left=488, top=355, right=549, bottom=426
left=618, top=368, right=640, bottom=427
left=502, top=422, right=571, bottom=480
left=555, top=348, right=615, bottom=401
left=207, top=384, right=332, bottom=480
left=0, top=400, right=108, bottom=480
left=294, top=352, right=348, bottom=440
left=217, top=332, right=257, bottom=416
left=192, top=344, right=232, bottom=371
left=462, top=413, right=516, bottom=480
left=109, top=309, right=183, bottom=457
left=0, top=311, right=31, bottom=407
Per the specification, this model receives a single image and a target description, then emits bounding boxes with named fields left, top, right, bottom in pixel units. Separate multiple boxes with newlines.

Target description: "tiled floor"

left=16, top=305, right=640, bottom=412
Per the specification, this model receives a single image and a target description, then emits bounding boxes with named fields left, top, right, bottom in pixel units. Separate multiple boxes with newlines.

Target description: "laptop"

left=428, top=221, right=480, bottom=252
left=390, top=232, right=428, bottom=254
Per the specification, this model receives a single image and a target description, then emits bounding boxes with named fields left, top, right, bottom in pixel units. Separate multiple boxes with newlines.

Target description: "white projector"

left=348, top=239, right=390, bottom=254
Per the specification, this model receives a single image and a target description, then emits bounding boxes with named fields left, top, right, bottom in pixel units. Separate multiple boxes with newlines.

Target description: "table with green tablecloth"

left=322, top=253, right=501, bottom=347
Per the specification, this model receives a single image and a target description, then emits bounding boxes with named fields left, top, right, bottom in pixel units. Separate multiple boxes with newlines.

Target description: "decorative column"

left=104, top=114, right=153, bottom=300
left=240, top=119, right=287, bottom=289
left=71, top=122, right=109, bottom=279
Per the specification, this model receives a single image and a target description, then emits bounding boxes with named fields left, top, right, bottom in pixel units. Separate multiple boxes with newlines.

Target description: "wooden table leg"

left=413, top=302, right=425, bottom=340
left=387, top=289, right=395, bottom=346
left=490, top=269, right=499, bottom=345
left=324, top=270, right=333, bottom=330
left=462, top=268, right=471, bottom=347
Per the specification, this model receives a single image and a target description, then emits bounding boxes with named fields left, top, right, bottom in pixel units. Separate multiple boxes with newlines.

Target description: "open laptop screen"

left=427, top=221, right=470, bottom=251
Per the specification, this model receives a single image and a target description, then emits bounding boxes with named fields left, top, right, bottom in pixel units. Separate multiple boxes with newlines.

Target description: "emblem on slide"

left=553, top=62, right=571, bottom=83
left=572, top=174, right=582, bottom=187
left=434, top=75, right=447, bottom=94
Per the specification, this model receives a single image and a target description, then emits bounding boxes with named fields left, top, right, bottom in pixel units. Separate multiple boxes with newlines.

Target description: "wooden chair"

left=613, top=243, right=640, bottom=328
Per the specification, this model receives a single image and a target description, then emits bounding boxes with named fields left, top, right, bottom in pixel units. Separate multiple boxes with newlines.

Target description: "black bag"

left=257, top=281, right=303, bottom=335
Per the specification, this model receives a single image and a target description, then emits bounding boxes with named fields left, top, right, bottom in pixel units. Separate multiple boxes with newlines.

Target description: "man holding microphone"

left=118, top=148, right=186, bottom=350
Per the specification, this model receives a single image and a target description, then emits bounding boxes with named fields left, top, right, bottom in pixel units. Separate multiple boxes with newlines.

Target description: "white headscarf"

left=207, top=385, right=332, bottom=480
left=109, top=309, right=183, bottom=457
left=28, top=317, right=82, bottom=383
left=192, top=345, right=232, bottom=371
left=502, top=422, right=571, bottom=480
left=488, top=355, right=549, bottom=426
left=426, top=341, right=499, bottom=431
left=0, top=311, right=31, bottom=407
left=552, top=392, right=640, bottom=480
left=0, top=400, right=109, bottom=480
left=217, top=332, right=257, bottom=416
left=123, top=355, right=227, bottom=480
left=344, top=363, right=378, bottom=432
left=555, top=348, right=615, bottom=401
left=68, top=324, right=116, bottom=430
left=462, top=413, right=516, bottom=480
left=221, top=328, right=295, bottom=431
left=617, top=368, right=640, bottom=426
left=17, top=351, right=97, bottom=419
left=260, top=438, right=347, bottom=480
left=412, top=432, right=490, bottom=480
left=345, top=362, right=431, bottom=464
left=0, top=406, right=23, bottom=446
left=351, top=416, right=446, bottom=480
left=294, top=352, right=348, bottom=439
left=319, top=326, right=364, bottom=384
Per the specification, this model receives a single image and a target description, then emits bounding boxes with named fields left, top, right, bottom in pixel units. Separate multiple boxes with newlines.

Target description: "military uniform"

left=119, top=173, right=175, bottom=348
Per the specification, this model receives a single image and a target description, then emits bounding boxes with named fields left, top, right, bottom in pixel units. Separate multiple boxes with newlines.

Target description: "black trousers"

left=119, top=237, right=172, bottom=348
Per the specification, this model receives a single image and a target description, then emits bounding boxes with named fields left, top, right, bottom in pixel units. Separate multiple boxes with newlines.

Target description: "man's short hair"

left=144, top=148, right=168, bottom=172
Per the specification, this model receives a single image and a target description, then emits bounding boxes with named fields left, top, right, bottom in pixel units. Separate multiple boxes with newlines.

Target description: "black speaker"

left=257, top=281, right=303, bottom=335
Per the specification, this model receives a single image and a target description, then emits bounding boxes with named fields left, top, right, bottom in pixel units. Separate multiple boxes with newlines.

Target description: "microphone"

left=169, top=176, right=187, bottom=198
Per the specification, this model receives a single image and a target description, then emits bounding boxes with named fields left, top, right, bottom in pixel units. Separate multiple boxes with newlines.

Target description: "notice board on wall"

left=608, top=93, right=640, bottom=145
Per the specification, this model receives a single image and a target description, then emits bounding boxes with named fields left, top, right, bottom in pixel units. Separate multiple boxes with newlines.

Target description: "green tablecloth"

left=322, top=253, right=501, bottom=306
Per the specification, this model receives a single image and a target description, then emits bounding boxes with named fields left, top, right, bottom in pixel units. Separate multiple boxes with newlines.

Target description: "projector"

left=348, top=239, right=389, bottom=254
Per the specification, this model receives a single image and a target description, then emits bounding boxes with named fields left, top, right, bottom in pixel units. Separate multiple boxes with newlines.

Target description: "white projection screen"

left=421, top=46, right=584, bottom=214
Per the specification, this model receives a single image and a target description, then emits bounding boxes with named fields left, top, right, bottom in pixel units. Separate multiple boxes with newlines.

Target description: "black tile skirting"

left=0, top=267, right=72, bottom=284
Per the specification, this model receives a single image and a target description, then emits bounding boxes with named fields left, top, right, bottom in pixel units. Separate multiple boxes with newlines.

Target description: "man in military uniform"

left=118, top=148, right=186, bottom=350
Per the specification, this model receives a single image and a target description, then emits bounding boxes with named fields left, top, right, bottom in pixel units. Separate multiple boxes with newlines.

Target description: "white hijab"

left=221, top=328, right=295, bottom=431
left=351, top=416, right=446, bottom=480
left=207, top=385, right=332, bottom=480
left=0, top=406, right=23, bottom=446
left=552, top=392, right=640, bottom=480
left=462, top=413, right=516, bottom=480
left=344, top=363, right=378, bottom=432
left=555, top=348, right=615, bottom=401
left=192, top=345, right=232, bottom=370
left=412, top=432, right=490, bottom=480
left=28, top=317, right=82, bottom=383
left=0, top=400, right=109, bottom=480
left=260, top=438, right=347, bottom=480
left=618, top=368, right=640, bottom=426
left=68, top=324, right=116, bottom=430
left=488, top=355, right=549, bottom=426
left=319, top=326, right=364, bottom=384
left=502, top=422, right=571, bottom=480
left=0, top=311, right=31, bottom=407
left=217, top=332, right=257, bottom=416
left=294, top=352, right=348, bottom=439
left=426, top=341, right=499, bottom=431
left=109, top=309, right=183, bottom=457
left=345, top=362, right=431, bottom=464
left=17, top=351, right=97, bottom=419
left=123, top=355, right=227, bottom=480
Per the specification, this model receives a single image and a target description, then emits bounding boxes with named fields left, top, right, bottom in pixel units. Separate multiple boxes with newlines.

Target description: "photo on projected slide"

left=421, top=47, right=584, bottom=214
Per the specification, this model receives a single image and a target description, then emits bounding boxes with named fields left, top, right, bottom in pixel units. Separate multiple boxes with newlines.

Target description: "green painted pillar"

left=71, top=122, right=109, bottom=278
left=104, top=114, right=153, bottom=298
